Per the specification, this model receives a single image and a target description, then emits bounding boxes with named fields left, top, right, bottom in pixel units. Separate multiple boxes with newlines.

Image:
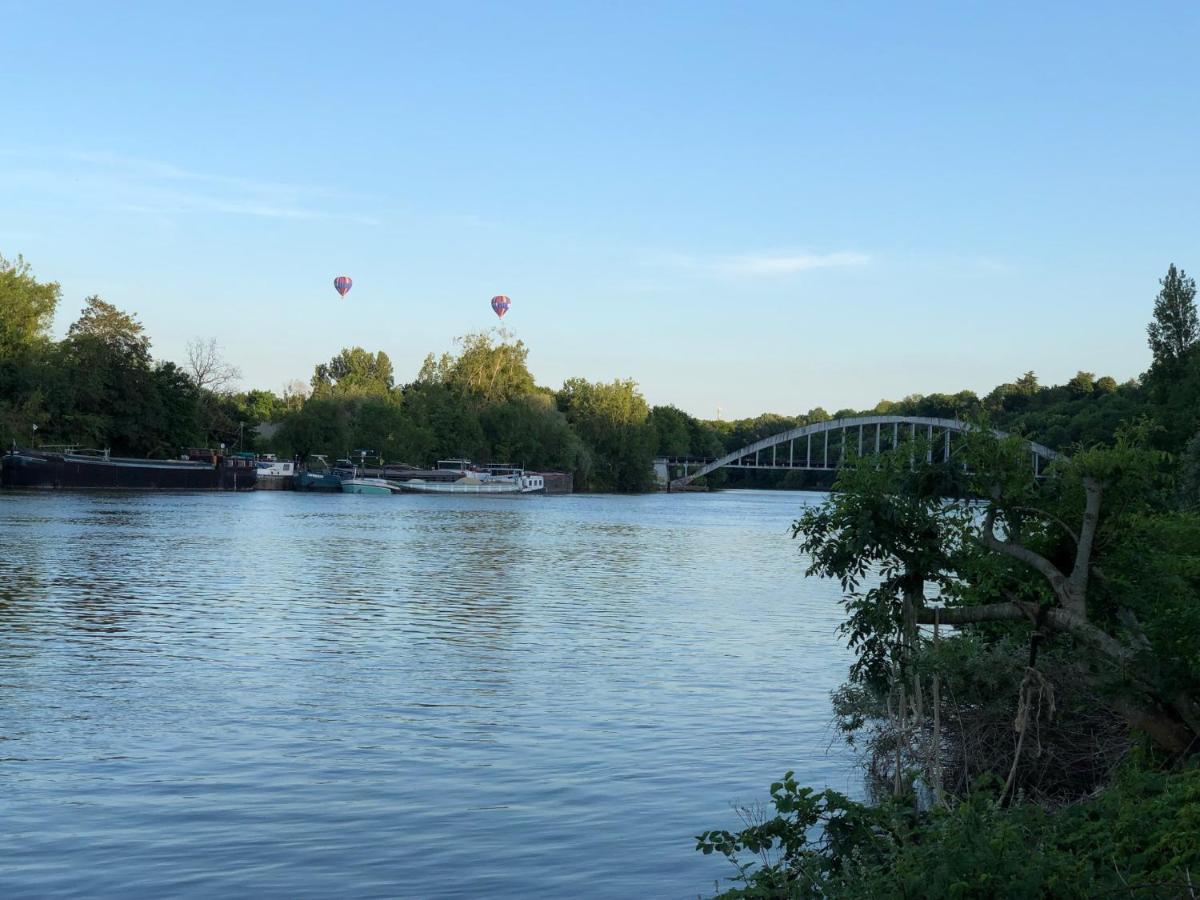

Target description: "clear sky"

left=2, top=2, right=1197, bottom=418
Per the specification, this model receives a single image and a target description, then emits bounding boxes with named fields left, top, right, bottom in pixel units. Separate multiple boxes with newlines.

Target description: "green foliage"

left=274, top=396, right=352, bottom=461
left=418, top=329, right=536, bottom=406
left=0, top=253, right=60, bottom=360
left=67, top=296, right=151, bottom=360
left=1180, top=430, right=1200, bottom=509
left=794, top=445, right=970, bottom=689
left=701, top=761, right=1200, bottom=899
left=311, top=346, right=395, bottom=397
left=697, top=772, right=883, bottom=898
left=1147, top=262, right=1198, bottom=370
left=556, top=377, right=656, bottom=491
left=480, top=393, right=590, bottom=476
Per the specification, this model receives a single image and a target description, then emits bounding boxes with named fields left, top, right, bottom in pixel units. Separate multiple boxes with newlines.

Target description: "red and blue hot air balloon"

left=490, top=294, right=511, bottom=319
left=334, top=275, right=353, bottom=298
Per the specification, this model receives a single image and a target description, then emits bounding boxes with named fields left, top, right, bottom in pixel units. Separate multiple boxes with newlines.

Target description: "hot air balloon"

left=490, top=294, right=511, bottom=319
left=334, top=275, right=353, bottom=298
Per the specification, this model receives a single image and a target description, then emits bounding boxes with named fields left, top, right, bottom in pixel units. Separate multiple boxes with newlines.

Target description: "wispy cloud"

left=662, top=250, right=870, bottom=278
left=716, top=251, right=869, bottom=276
left=0, top=147, right=380, bottom=225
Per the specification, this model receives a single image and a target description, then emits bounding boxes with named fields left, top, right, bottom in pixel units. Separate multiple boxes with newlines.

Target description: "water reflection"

left=0, top=490, right=855, bottom=899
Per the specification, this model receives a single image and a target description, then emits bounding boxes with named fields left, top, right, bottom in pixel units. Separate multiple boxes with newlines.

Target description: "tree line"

left=0, top=253, right=667, bottom=490
left=4, top=253, right=1198, bottom=496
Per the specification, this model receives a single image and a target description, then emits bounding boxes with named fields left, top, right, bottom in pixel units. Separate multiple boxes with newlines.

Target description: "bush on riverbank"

left=700, top=756, right=1200, bottom=898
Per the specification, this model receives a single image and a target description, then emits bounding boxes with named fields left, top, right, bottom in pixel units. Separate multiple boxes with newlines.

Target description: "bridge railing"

left=667, top=416, right=1058, bottom=488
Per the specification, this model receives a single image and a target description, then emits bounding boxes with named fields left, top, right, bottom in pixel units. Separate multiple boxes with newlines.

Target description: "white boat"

left=393, top=461, right=544, bottom=494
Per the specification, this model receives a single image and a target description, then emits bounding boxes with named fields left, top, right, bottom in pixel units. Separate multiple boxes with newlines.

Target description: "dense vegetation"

left=698, top=265, right=1200, bottom=897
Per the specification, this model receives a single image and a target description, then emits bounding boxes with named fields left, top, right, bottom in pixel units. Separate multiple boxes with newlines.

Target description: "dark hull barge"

left=1, top=449, right=257, bottom=491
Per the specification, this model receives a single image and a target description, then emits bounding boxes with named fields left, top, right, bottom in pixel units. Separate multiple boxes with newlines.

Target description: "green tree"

left=311, top=347, right=394, bottom=397
left=58, top=297, right=160, bottom=454
left=481, top=393, right=590, bottom=475
left=648, top=404, right=694, bottom=457
left=1067, top=370, right=1095, bottom=397
left=0, top=253, right=60, bottom=360
left=557, top=378, right=655, bottom=491
left=1147, top=263, right=1198, bottom=369
left=418, top=330, right=536, bottom=406
left=401, top=381, right=485, bottom=462
left=275, top=396, right=352, bottom=460
left=67, top=295, right=151, bottom=360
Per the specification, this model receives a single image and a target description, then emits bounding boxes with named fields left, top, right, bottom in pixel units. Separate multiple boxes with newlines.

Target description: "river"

left=0, top=489, right=857, bottom=899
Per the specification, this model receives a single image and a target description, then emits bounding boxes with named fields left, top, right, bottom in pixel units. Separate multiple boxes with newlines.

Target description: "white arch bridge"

left=662, top=416, right=1059, bottom=490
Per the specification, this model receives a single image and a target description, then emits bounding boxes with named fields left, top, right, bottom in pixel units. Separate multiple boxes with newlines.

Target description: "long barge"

left=1, top=448, right=257, bottom=491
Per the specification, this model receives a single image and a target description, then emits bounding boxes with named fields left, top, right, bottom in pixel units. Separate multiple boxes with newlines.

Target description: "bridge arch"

left=668, top=416, right=1059, bottom=489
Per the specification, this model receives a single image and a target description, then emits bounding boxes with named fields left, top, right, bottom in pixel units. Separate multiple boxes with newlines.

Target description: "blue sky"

left=2, top=2, right=1197, bottom=418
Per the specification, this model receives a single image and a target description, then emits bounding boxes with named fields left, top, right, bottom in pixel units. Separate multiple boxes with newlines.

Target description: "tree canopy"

left=1147, top=262, right=1198, bottom=370
left=0, top=253, right=60, bottom=359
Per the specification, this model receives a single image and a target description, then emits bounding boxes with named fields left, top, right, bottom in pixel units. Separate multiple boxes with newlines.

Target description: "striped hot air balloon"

left=334, top=275, right=353, bottom=298
left=490, top=294, right=511, bottom=319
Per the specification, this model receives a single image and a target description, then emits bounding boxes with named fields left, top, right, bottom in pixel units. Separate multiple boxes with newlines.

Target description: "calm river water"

left=0, top=489, right=856, bottom=899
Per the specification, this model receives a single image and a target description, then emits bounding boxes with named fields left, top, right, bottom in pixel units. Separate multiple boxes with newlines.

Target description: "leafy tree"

left=557, top=378, right=655, bottom=491
left=481, top=393, right=590, bottom=475
left=648, top=405, right=694, bottom=457
left=417, top=329, right=536, bottom=406
left=347, top=395, right=430, bottom=464
left=1015, top=370, right=1040, bottom=395
left=311, top=347, right=394, bottom=397
left=59, top=297, right=159, bottom=453
left=149, top=361, right=203, bottom=452
left=1067, top=370, right=1095, bottom=397
left=67, top=296, right=151, bottom=361
left=401, top=381, right=486, bottom=461
left=274, top=396, right=352, bottom=460
left=241, top=389, right=287, bottom=424
left=1147, top=262, right=1198, bottom=369
left=0, top=252, right=60, bottom=360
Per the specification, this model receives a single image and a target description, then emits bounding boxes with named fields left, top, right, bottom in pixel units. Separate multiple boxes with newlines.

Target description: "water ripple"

left=0, top=490, right=854, bottom=899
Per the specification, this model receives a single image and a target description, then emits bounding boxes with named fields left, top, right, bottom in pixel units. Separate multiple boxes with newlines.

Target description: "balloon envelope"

left=334, top=275, right=353, bottom=298
left=490, top=294, right=511, bottom=318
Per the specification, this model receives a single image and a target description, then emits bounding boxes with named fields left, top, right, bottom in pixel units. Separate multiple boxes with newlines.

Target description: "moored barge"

left=1, top=448, right=257, bottom=491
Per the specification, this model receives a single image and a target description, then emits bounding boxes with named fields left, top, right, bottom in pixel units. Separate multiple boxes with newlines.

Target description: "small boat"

left=340, top=476, right=397, bottom=495
left=296, top=471, right=342, bottom=491
left=295, top=455, right=343, bottom=491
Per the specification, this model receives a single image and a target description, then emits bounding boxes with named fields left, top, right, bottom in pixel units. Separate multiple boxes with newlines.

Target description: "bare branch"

left=186, top=337, right=242, bottom=394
